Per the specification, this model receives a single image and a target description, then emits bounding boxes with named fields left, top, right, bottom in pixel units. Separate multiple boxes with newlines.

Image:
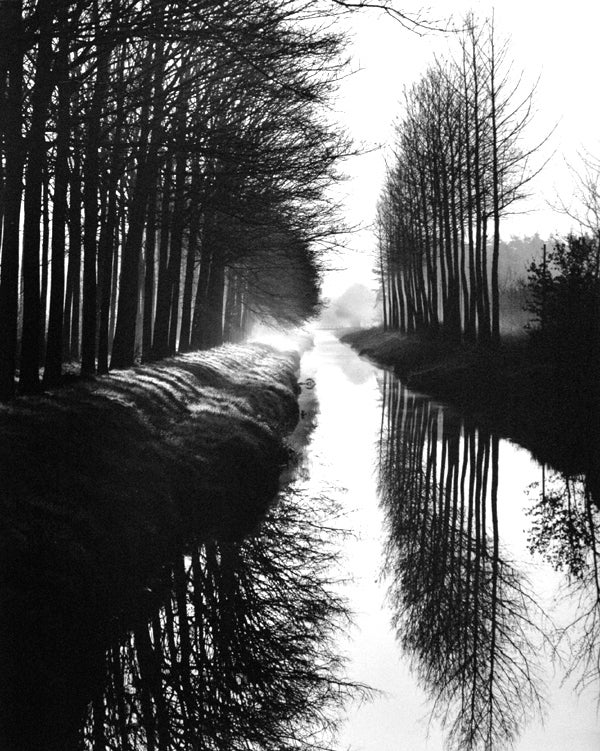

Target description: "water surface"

left=298, top=329, right=600, bottom=751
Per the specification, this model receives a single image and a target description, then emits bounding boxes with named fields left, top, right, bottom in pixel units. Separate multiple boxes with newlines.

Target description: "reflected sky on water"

left=298, top=329, right=600, bottom=751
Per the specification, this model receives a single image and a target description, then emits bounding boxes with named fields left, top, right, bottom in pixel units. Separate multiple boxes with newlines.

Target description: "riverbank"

left=340, top=327, right=600, bottom=502
left=1, top=343, right=300, bottom=750
left=340, top=327, right=535, bottom=411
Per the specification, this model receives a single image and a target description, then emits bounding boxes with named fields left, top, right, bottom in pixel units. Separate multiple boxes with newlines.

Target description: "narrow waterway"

left=29, top=330, right=599, bottom=750
left=297, top=329, right=600, bottom=751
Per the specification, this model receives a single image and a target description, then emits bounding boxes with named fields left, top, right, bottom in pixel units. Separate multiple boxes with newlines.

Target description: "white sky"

left=324, top=0, right=600, bottom=297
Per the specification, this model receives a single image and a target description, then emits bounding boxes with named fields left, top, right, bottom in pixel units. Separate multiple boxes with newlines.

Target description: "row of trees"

left=377, top=15, right=538, bottom=346
left=0, top=0, right=349, bottom=399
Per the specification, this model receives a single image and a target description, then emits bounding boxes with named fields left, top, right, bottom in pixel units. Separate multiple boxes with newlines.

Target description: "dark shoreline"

left=340, top=327, right=600, bottom=504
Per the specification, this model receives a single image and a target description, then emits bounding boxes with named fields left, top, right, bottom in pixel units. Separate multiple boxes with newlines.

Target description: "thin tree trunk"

left=142, top=170, right=158, bottom=358
left=68, top=149, right=83, bottom=361
left=0, top=0, right=23, bottom=400
left=167, top=147, right=187, bottom=354
left=190, top=227, right=213, bottom=350
left=97, top=169, right=119, bottom=374
left=204, top=249, right=225, bottom=348
left=151, top=156, right=173, bottom=359
left=39, top=169, right=50, bottom=363
left=20, top=9, right=54, bottom=392
left=489, top=22, right=501, bottom=348
left=179, top=167, right=202, bottom=352
left=44, top=19, right=70, bottom=386
left=97, top=49, right=126, bottom=373
left=112, top=41, right=161, bottom=368
left=81, top=16, right=107, bottom=375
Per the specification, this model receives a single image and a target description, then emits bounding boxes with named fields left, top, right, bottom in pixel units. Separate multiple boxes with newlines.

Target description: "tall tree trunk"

left=97, top=169, right=119, bottom=374
left=111, top=41, right=160, bottom=369
left=489, top=22, right=501, bottom=348
left=379, top=235, right=389, bottom=330
left=0, top=0, right=23, bottom=400
left=204, top=248, right=225, bottom=348
left=166, top=76, right=190, bottom=354
left=81, top=14, right=107, bottom=375
left=19, top=9, right=54, bottom=392
left=462, top=46, right=477, bottom=342
left=109, top=207, right=121, bottom=351
left=150, top=156, right=173, bottom=359
left=471, top=28, right=490, bottom=345
left=110, top=147, right=151, bottom=368
left=44, top=20, right=70, bottom=386
left=67, top=149, right=83, bottom=361
left=167, top=147, right=187, bottom=354
left=179, top=168, right=202, bottom=352
left=0, top=48, right=7, bottom=253
left=142, top=170, right=158, bottom=359
left=97, top=50, right=126, bottom=374
left=190, top=233, right=212, bottom=350
left=39, top=169, right=50, bottom=363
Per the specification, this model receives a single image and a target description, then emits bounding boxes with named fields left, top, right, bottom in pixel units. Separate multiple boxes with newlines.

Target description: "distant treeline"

left=377, top=15, right=539, bottom=347
left=0, top=0, right=349, bottom=399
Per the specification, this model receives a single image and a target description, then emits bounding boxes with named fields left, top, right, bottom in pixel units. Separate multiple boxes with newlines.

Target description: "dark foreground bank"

left=0, top=344, right=300, bottom=750
left=341, top=327, right=600, bottom=504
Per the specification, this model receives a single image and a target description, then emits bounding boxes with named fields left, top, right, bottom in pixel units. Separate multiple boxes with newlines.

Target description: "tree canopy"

left=0, top=0, right=353, bottom=398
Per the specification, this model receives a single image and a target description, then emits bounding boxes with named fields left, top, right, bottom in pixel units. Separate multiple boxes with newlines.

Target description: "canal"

left=297, top=329, right=600, bottom=750
left=38, top=329, right=600, bottom=750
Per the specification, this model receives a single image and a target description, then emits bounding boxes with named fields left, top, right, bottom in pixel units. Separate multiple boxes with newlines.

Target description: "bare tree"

left=377, top=15, right=541, bottom=347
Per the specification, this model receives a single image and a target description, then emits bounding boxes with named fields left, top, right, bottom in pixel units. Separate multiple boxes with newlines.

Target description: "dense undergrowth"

left=0, top=343, right=300, bottom=749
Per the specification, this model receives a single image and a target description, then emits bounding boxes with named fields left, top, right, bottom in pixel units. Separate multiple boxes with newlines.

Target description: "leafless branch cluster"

left=377, top=15, right=543, bottom=347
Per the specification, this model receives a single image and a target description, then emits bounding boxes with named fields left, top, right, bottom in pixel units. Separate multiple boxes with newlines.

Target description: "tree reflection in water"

left=81, top=485, right=360, bottom=751
left=379, top=372, right=546, bottom=750
left=528, top=471, right=600, bottom=695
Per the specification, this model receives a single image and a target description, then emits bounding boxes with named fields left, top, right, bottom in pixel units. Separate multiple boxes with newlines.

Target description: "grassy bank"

left=340, top=327, right=536, bottom=414
left=341, top=327, right=600, bottom=495
left=1, top=343, right=300, bottom=750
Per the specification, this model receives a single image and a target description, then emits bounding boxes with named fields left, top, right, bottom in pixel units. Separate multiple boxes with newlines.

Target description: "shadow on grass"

left=0, top=344, right=300, bottom=750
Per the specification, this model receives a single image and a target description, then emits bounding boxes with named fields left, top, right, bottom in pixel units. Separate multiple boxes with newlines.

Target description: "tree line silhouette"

left=378, top=372, right=545, bottom=749
left=0, top=0, right=350, bottom=400
left=377, top=16, right=539, bottom=347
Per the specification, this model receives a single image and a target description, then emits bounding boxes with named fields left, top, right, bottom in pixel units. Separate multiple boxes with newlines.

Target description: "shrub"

left=525, top=234, right=600, bottom=356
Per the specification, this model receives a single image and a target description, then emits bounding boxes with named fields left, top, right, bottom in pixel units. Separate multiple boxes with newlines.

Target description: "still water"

left=298, top=329, right=600, bottom=751
left=68, top=329, right=600, bottom=750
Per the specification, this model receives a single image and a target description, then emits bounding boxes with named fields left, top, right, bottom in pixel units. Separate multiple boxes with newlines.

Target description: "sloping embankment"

left=0, top=344, right=300, bottom=750
left=340, top=327, right=600, bottom=500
